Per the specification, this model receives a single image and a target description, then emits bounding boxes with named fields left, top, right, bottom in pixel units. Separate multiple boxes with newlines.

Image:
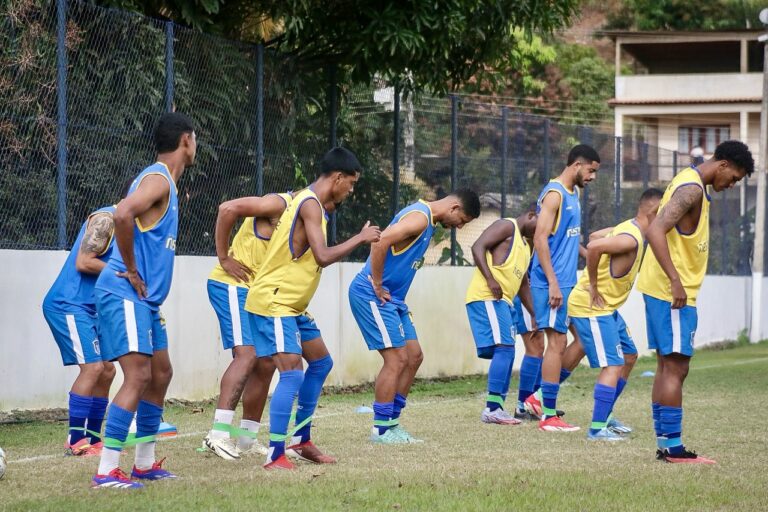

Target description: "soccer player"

left=42, top=194, right=127, bottom=456
left=245, top=147, right=381, bottom=470
left=638, top=140, right=753, bottom=463
left=568, top=188, right=662, bottom=441
left=465, top=204, right=537, bottom=425
left=201, top=192, right=292, bottom=460
left=529, top=144, right=599, bottom=432
left=348, top=189, right=480, bottom=444
left=91, top=112, right=197, bottom=489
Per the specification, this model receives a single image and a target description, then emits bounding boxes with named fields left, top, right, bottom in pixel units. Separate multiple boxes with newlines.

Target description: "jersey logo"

left=412, top=257, right=425, bottom=270
left=165, top=236, right=177, bottom=251
left=92, top=338, right=100, bottom=356
left=697, top=241, right=708, bottom=253
left=566, top=227, right=581, bottom=238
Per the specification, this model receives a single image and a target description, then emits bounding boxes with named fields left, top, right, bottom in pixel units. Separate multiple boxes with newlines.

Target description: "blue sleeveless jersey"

left=349, top=200, right=436, bottom=305
left=530, top=180, right=581, bottom=289
left=42, top=205, right=116, bottom=315
left=95, top=163, right=179, bottom=310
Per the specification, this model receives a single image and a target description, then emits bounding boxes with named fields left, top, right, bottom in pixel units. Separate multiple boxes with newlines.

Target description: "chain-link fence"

left=1, top=0, right=764, bottom=275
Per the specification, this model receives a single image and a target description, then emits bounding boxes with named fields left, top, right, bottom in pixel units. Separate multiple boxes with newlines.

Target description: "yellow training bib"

left=637, top=167, right=710, bottom=306
left=208, top=193, right=291, bottom=287
left=245, top=188, right=327, bottom=316
left=568, top=218, right=644, bottom=317
left=465, top=218, right=531, bottom=304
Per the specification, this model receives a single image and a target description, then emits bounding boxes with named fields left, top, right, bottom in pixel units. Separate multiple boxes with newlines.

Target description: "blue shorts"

left=532, top=286, right=573, bottom=334
left=571, top=312, right=626, bottom=368
left=95, top=290, right=169, bottom=361
left=466, top=300, right=516, bottom=359
left=512, top=296, right=534, bottom=335
left=248, top=312, right=322, bottom=357
left=43, top=308, right=102, bottom=366
left=644, top=294, right=697, bottom=357
left=348, top=291, right=418, bottom=351
left=615, top=312, right=637, bottom=355
left=207, top=280, right=254, bottom=350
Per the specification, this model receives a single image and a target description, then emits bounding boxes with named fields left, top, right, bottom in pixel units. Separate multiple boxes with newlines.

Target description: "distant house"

left=601, top=30, right=764, bottom=182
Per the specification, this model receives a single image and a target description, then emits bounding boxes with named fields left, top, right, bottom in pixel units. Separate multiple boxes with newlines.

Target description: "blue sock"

left=533, top=362, right=542, bottom=393
left=659, top=405, right=684, bottom=454
left=501, top=357, right=513, bottom=402
left=135, top=400, right=163, bottom=440
left=87, top=397, right=109, bottom=444
left=103, top=403, right=135, bottom=452
left=487, top=345, right=515, bottom=411
left=589, top=383, right=616, bottom=435
left=559, top=368, right=572, bottom=384
left=68, top=392, right=93, bottom=446
left=517, top=355, right=542, bottom=407
left=373, top=401, right=394, bottom=435
left=268, top=370, right=304, bottom=462
left=540, top=381, right=560, bottom=418
left=609, top=378, right=628, bottom=417
left=392, top=393, right=407, bottom=422
left=652, top=402, right=662, bottom=446
left=294, top=355, right=333, bottom=444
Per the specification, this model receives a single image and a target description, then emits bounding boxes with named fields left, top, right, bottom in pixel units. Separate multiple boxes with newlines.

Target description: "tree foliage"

left=606, top=0, right=764, bottom=30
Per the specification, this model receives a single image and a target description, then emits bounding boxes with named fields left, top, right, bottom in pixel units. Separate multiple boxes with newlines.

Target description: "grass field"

left=1, top=341, right=767, bottom=511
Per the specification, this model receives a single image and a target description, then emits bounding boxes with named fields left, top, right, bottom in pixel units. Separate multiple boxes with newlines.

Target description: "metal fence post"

left=501, top=106, right=508, bottom=218
left=56, top=0, right=68, bottom=249
left=164, top=21, right=174, bottom=112
left=672, top=150, right=679, bottom=176
left=256, top=43, right=264, bottom=195
left=614, top=136, right=622, bottom=224
left=328, top=65, right=338, bottom=244
left=391, top=83, right=401, bottom=218
left=542, top=118, right=550, bottom=185
left=641, top=142, right=650, bottom=189
left=450, top=94, right=458, bottom=265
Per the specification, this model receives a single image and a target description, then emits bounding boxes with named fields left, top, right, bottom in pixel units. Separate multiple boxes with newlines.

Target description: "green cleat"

left=370, top=427, right=409, bottom=444
left=390, top=425, right=424, bottom=444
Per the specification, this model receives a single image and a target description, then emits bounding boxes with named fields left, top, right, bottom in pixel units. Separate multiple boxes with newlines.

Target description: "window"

left=678, top=126, right=730, bottom=155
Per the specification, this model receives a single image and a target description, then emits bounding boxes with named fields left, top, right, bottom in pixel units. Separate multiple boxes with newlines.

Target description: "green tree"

left=606, top=0, right=763, bottom=30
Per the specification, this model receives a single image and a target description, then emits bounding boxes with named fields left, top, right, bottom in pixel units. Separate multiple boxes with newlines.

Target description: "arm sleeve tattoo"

left=655, top=185, right=702, bottom=232
left=80, top=213, right=115, bottom=255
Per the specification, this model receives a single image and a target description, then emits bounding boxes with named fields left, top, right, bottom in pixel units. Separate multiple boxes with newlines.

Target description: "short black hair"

left=525, top=201, right=537, bottom=214
left=714, top=140, right=754, bottom=177
left=319, top=147, right=362, bottom=177
left=639, top=187, right=663, bottom=205
left=453, top=188, right=480, bottom=218
left=567, top=144, right=600, bottom=166
left=154, top=112, right=195, bottom=153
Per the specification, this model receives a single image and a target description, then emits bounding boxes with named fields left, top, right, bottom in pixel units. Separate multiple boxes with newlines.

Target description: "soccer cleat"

left=263, top=454, right=295, bottom=470
left=157, top=421, right=178, bottom=438
left=131, top=457, right=178, bottom=480
left=523, top=393, right=542, bottom=417
left=539, top=416, right=580, bottom=432
left=661, top=448, right=716, bottom=465
left=514, top=407, right=540, bottom=421
left=92, top=467, right=144, bottom=489
left=390, top=425, right=424, bottom=443
left=587, top=428, right=627, bottom=442
left=65, top=438, right=93, bottom=456
left=481, top=408, right=522, bottom=425
left=607, top=416, right=633, bottom=435
left=286, top=440, right=337, bottom=464
left=202, top=434, right=241, bottom=461
left=238, top=439, right=269, bottom=456
left=655, top=449, right=665, bottom=460
left=370, top=427, right=409, bottom=444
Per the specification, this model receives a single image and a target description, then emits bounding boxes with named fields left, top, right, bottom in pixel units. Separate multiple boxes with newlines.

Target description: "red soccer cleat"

left=264, top=454, right=296, bottom=470
left=286, top=441, right=337, bottom=464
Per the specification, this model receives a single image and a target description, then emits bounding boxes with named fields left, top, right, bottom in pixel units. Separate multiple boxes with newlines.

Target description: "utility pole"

left=751, top=9, right=768, bottom=342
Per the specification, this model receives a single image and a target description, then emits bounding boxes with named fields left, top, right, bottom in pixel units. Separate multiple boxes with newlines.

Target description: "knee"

left=409, top=349, right=424, bottom=370
left=128, top=363, right=153, bottom=389
left=309, top=354, right=333, bottom=377
left=624, top=353, right=638, bottom=367
left=154, top=361, right=173, bottom=386
left=101, top=362, right=117, bottom=383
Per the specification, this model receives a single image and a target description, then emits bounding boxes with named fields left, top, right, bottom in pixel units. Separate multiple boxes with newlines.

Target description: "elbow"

left=218, top=202, right=237, bottom=219
left=75, top=260, right=88, bottom=273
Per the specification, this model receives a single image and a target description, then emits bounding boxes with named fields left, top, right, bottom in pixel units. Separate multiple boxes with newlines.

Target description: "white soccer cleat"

left=481, top=408, right=522, bottom=425
left=202, top=434, right=241, bottom=461
left=238, top=438, right=269, bottom=456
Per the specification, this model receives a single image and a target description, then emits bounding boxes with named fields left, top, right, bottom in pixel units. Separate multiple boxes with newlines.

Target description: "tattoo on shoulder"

left=658, top=185, right=702, bottom=227
left=80, top=214, right=115, bottom=255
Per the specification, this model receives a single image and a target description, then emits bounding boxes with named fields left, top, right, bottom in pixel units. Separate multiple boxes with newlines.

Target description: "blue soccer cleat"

left=131, top=457, right=178, bottom=480
left=92, top=468, right=144, bottom=489
left=587, top=428, right=627, bottom=442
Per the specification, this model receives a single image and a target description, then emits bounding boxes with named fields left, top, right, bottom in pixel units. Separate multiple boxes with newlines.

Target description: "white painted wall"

left=616, top=73, right=762, bottom=101
left=0, top=250, right=762, bottom=411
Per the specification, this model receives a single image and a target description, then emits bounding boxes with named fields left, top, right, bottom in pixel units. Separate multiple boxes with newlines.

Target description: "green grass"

left=2, top=342, right=768, bottom=511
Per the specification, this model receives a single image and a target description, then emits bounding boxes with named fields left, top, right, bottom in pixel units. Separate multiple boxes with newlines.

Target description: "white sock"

left=134, top=441, right=156, bottom=470
left=211, top=409, right=235, bottom=440
left=237, top=419, right=260, bottom=450
left=97, top=448, right=121, bottom=475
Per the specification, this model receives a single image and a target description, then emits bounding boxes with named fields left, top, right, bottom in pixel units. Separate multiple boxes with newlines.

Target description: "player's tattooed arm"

left=75, top=212, right=114, bottom=274
left=646, top=185, right=703, bottom=309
